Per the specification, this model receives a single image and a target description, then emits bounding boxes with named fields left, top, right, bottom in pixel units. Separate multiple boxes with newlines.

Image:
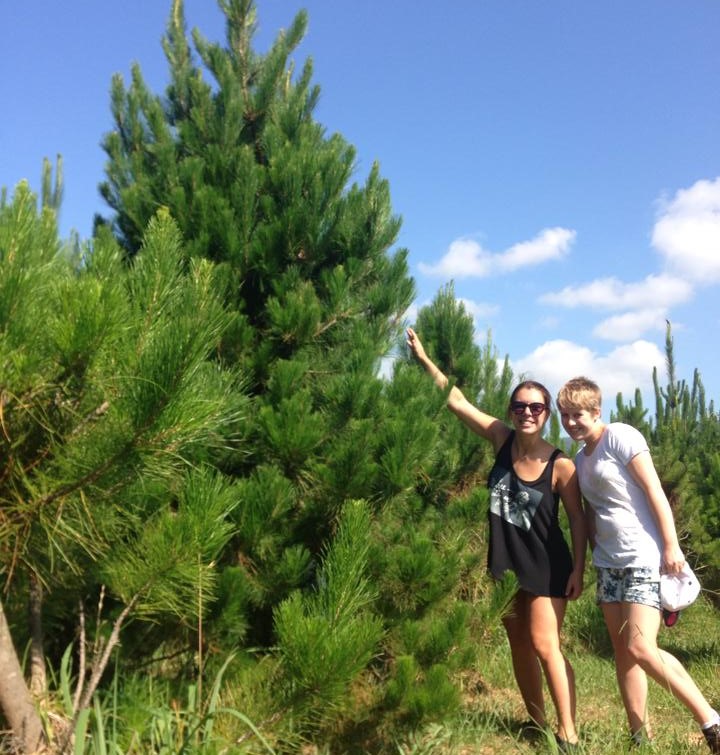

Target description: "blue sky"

left=2, top=1, right=719, bottom=415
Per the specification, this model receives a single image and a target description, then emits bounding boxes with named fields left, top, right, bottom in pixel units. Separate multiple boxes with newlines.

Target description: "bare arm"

left=554, top=456, right=587, bottom=599
left=406, top=328, right=508, bottom=450
left=583, top=498, right=596, bottom=552
left=626, top=450, right=684, bottom=574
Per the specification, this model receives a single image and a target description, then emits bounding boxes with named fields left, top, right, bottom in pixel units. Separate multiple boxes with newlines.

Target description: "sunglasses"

left=510, top=401, right=548, bottom=416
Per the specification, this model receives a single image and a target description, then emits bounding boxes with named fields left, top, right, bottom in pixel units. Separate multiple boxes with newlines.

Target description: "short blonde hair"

left=557, top=376, right=602, bottom=413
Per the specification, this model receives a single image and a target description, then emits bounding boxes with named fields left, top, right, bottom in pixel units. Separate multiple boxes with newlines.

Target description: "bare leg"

left=503, top=591, right=546, bottom=727
left=527, top=594, right=578, bottom=743
left=602, top=602, right=651, bottom=739
left=623, top=602, right=716, bottom=725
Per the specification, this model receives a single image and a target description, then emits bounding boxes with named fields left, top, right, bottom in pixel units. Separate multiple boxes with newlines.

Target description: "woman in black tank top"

left=407, top=328, right=587, bottom=751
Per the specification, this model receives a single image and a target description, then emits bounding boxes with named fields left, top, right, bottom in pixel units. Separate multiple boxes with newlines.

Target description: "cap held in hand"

left=660, top=563, right=701, bottom=611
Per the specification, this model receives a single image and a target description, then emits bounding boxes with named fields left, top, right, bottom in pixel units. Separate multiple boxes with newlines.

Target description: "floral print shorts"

left=595, top=566, right=661, bottom=610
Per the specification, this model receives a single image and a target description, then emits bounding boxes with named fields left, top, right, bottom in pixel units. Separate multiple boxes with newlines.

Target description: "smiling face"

left=556, top=377, right=603, bottom=446
left=508, top=386, right=550, bottom=436
left=558, top=404, right=602, bottom=444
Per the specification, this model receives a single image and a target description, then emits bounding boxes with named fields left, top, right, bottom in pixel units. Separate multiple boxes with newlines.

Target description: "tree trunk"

left=0, top=597, right=44, bottom=753
left=28, top=573, right=47, bottom=698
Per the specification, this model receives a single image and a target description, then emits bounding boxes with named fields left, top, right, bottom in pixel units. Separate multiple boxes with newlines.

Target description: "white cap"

left=660, top=563, right=701, bottom=611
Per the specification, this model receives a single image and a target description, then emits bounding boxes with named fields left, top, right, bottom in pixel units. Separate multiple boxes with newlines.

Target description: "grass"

left=55, top=587, right=719, bottom=754
left=391, top=592, right=720, bottom=755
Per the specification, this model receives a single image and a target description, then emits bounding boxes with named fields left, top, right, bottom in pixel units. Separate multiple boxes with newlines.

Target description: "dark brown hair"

left=509, top=380, right=552, bottom=413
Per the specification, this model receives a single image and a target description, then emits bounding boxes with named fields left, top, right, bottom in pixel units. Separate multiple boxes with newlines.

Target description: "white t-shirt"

left=575, top=422, right=662, bottom=574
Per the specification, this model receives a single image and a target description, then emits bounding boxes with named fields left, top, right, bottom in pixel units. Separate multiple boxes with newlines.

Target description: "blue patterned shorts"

left=595, top=566, right=661, bottom=610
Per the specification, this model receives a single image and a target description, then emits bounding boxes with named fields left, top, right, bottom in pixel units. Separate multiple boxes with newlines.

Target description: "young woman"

left=407, top=328, right=586, bottom=750
left=557, top=376, right=720, bottom=752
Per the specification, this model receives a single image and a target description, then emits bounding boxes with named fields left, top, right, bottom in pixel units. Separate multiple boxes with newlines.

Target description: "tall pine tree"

left=99, top=0, right=422, bottom=733
left=95, top=1, right=522, bottom=748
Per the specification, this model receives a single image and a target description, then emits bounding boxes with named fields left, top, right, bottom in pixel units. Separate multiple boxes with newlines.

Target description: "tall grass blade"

left=73, top=708, right=91, bottom=755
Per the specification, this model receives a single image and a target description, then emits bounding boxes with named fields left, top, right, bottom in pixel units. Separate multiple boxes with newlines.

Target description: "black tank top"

left=486, top=432, right=573, bottom=597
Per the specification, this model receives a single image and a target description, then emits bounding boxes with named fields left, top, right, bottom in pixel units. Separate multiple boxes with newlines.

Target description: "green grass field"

left=62, top=581, right=718, bottom=754
left=392, top=592, right=720, bottom=755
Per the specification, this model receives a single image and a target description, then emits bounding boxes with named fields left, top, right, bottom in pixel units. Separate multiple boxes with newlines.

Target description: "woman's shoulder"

left=605, top=422, right=649, bottom=458
left=606, top=422, right=647, bottom=444
left=540, top=438, right=569, bottom=461
left=552, top=453, right=576, bottom=477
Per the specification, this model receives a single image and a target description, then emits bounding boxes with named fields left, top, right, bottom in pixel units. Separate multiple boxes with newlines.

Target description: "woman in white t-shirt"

left=557, top=376, right=719, bottom=753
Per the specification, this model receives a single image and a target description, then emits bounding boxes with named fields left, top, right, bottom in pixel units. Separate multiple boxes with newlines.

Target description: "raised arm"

left=406, top=327, right=508, bottom=449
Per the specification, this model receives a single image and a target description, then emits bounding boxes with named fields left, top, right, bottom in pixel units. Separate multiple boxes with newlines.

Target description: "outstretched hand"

left=406, top=327, right=427, bottom=361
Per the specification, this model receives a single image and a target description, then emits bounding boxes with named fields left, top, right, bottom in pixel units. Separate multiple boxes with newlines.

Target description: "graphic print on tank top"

left=488, top=469, right=541, bottom=532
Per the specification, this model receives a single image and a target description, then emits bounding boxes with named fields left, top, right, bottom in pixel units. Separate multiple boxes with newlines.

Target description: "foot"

left=555, top=733, right=579, bottom=752
left=662, top=608, right=680, bottom=627
left=703, top=722, right=720, bottom=754
left=630, top=729, right=654, bottom=748
left=518, top=719, right=545, bottom=741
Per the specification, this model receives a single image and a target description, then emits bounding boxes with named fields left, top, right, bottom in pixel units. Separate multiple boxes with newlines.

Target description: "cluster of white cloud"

left=418, top=227, right=575, bottom=278
left=653, top=177, right=720, bottom=283
left=416, top=176, right=720, bottom=406
left=539, top=274, right=692, bottom=313
left=512, top=339, right=665, bottom=412
left=538, top=274, right=692, bottom=341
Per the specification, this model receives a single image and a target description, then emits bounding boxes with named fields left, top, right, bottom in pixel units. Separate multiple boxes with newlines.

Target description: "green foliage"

left=62, top=656, right=278, bottom=755
left=101, top=468, right=239, bottom=621
left=273, top=500, right=383, bottom=720
left=396, top=602, right=472, bottom=669
left=5, top=0, right=718, bottom=750
left=95, top=15, right=429, bottom=737
left=650, top=325, right=720, bottom=597
left=611, top=387, right=651, bottom=437
left=405, top=285, right=514, bottom=485
left=374, top=522, right=463, bottom=616
left=413, top=284, right=482, bottom=392
left=384, top=656, right=460, bottom=724
left=100, top=0, right=414, bottom=384
left=0, top=181, right=248, bottom=742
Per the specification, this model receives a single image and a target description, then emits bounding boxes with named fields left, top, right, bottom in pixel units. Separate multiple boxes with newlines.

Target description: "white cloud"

left=497, top=227, right=576, bottom=273
left=511, top=339, right=664, bottom=411
left=418, top=227, right=575, bottom=278
left=539, top=273, right=692, bottom=310
left=652, top=177, right=720, bottom=283
left=418, top=238, right=492, bottom=278
left=458, top=297, right=499, bottom=320
left=592, top=308, right=668, bottom=341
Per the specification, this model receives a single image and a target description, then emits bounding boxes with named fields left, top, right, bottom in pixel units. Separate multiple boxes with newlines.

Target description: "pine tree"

left=610, top=387, right=651, bottom=437
left=408, top=283, right=514, bottom=489
left=97, top=0, right=421, bottom=734
left=98, top=0, right=415, bottom=525
left=647, top=324, right=720, bottom=595
left=0, top=181, right=244, bottom=749
left=93, top=2, right=534, bottom=747
left=99, top=0, right=413, bottom=382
